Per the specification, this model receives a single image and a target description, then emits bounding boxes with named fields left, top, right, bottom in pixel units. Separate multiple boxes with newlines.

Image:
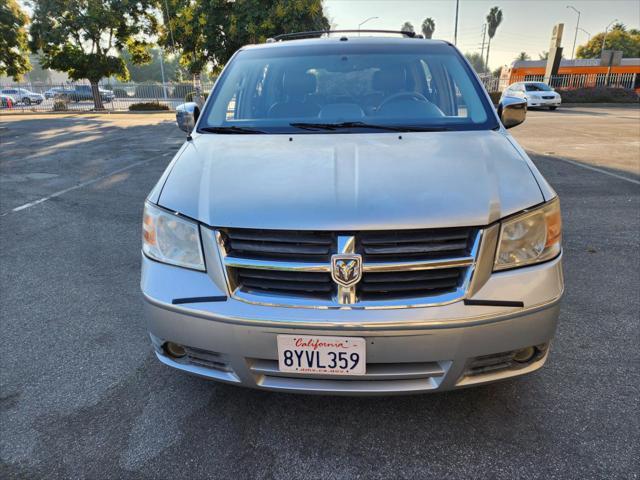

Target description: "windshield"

left=199, top=42, right=498, bottom=133
left=525, top=82, right=553, bottom=92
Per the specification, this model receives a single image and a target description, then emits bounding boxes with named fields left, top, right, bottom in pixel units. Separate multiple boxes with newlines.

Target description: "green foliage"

left=129, top=102, right=170, bottom=111
left=401, top=21, right=414, bottom=33
left=485, top=6, right=503, bottom=69
left=161, top=0, right=330, bottom=76
left=557, top=87, right=638, bottom=103
left=52, top=99, right=69, bottom=111
left=30, top=0, right=158, bottom=109
left=421, top=18, right=435, bottom=39
left=123, top=48, right=181, bottom=83
left=464, top=52, right=487, bottom=73
left=576, top=29, right=640, bottom=59
left=0, top=0, right=31, bottom=80
left=516, top=52, right=531, bottom=61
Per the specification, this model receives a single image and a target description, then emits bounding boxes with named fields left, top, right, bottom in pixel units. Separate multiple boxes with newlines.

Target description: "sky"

left=323, top=0, right=640, bottom=69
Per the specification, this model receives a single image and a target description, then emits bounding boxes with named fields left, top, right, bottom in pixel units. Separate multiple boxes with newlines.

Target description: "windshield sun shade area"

left=199, top=42, right=499, bottom=133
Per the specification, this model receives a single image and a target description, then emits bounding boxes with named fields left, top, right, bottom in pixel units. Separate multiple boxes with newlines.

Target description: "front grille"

left=218, top=227, right=480, bottom=307
left=183, top=346, right=232, bottom=372
left=542, top=95, right=555, bottom=99
left=358, top=268, right=462, bottom=300
left=223, top=228, right=334, bottom=262
left=235, top=268, right=334, bottom=299
left=359, top=228, right=474, bottom=261
left=249, top=359, right=449, bottom=392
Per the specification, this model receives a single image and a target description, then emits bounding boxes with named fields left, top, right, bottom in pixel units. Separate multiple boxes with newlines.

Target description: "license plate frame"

left=276, top=335, right=366, bottom=376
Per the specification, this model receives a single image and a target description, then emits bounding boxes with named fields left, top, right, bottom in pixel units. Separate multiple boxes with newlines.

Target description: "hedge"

left=128, top=102, right=170, bottom=111
left=555, top=86, right=638, bottom=103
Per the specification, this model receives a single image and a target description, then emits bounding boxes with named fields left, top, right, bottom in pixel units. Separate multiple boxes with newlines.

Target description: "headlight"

left=142, top=202, right=205, bottom=271
left=494, top=198, right=561, bottom=271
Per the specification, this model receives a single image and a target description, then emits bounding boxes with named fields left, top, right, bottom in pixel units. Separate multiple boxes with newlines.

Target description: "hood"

left=158, top=130, right=543, bottom=230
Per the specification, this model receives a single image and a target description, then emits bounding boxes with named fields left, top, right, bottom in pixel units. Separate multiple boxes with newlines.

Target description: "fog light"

left=513, top=346, right=536, bottom=363
left=164, top=342, right=186, bottom=359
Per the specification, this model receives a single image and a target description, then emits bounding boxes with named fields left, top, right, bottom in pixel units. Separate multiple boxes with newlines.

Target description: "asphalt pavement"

left=1, top=106, right=638, bottom=479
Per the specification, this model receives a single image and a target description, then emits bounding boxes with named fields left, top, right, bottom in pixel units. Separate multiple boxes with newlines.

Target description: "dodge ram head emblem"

left=331, top=254, right=363, bottom=287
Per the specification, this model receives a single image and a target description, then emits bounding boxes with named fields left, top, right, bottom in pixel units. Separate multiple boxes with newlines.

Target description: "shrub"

left=185, top=91, right=209, bottom=102
left=52, top=99, right=68, bottom=111
left=556, top=86, right=638, bottom=103
left=128, top=101, right=170, bottom=111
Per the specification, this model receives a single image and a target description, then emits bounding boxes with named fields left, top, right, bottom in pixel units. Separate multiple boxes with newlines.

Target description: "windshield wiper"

left=198, top=126, right=267, bottom=134
left=290, top=121, right=450, bottom=132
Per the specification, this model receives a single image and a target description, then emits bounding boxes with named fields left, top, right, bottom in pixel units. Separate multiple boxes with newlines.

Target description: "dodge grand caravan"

left=141, top=31, right=563, bottom=395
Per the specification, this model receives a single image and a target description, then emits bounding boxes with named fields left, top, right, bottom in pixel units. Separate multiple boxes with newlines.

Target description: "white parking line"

left=549, top=156, right=640, bottom=186
left=2, top=151, right=174, bottom=216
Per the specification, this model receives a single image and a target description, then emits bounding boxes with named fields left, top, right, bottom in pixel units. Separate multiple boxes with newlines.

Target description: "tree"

left=123, top=48, right=181, bottom=83
left=421, top=18, right=435, bottom=39
left=539, top=51, right=549, bottom=60
left=464, top=52, right=487, bottom=73
left=0, top=0, right=31, bottom=80
left=401, top=21, right=414, bottom=34
left=216, top=0, right=330, bottom=69
left=485, top=6, right=503, bottom=70
left=30, top=0, right=158, bottom=109
left=515, top=51, right=530, bottom=61
left=576, top=28, right=640, bottom=59
left=162, top=0, right=330, bottom=79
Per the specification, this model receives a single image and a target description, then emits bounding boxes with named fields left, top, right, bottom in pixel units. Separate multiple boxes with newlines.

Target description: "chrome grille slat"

left=217, top=227, right=482, bottom=308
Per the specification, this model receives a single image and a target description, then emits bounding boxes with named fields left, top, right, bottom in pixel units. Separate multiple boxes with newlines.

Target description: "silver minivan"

left=141, top=32, right=563, bottom=395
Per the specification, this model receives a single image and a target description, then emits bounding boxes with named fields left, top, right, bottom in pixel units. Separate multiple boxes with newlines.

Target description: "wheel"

left=549, top=106, right=557, bottom=111
left=23, top=97, right=31, bottom=106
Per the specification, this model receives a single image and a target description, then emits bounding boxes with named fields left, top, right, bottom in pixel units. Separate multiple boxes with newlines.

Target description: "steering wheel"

left=378, top=91, right=429, bottom=110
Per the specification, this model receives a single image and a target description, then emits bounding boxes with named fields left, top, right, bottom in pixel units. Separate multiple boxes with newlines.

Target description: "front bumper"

left=142, top=252, right=564, bottom=395
left=527, top=97, right=561, bottom=108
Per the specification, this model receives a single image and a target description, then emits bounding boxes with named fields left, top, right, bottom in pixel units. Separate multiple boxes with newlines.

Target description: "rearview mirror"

left=497, top=96, right=527, bottom=129
left=176, top=102, right=200, bottom=134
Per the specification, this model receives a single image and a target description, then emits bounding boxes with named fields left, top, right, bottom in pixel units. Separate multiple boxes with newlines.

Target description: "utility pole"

left=601, top=19, right=619, bottom=53
left=454, top=0, right=460, bottom=45
left=480, top=23, right=487, bottom=73
left=566, top=5, right=580, bottom=59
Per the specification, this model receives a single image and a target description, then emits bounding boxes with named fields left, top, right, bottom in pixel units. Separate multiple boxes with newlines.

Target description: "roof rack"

left=267, top=30, right=423, bottom=42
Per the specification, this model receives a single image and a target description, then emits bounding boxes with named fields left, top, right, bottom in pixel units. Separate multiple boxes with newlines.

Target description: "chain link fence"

left=1, top=73, right=637, bottom=113
left=0, top=81, right=216, bottom=113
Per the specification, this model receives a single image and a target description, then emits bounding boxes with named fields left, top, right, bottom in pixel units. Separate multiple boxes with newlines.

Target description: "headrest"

left=373, top=69, right=406, bottom=93
left=283, top=72, right=317, bottom=97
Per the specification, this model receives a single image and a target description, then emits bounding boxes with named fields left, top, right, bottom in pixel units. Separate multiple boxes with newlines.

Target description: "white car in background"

left=0, top=87, right=45, bottom=106
left=502, top=82, right=561, bottom=110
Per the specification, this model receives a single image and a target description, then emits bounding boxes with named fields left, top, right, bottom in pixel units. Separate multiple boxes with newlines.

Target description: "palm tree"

left=421, top=18, right=435, bottom=39
left=485, top=7, right=503, bottom=70
left=516, top=51, right=530, bottom=61
left=401, top=21, right=414, bottom=34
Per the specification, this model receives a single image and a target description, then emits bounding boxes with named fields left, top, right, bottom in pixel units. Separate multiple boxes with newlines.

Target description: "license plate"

left=277, top=335, right=366, bottom=376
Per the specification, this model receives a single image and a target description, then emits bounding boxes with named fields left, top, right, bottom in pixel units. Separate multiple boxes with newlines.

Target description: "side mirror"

left=176, top=102, right=200, bottom=134
left=497, top=96, right=527, bottom=129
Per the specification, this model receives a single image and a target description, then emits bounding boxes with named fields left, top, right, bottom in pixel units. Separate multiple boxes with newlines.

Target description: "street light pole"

left=454, top=0, right=460, bottom=45
left=578, top=27, right=591, bottom=42
left=566, top=5, right=580, bottom=59
left=358, top=16, right=379, bottom=35
left=601, top=19, right=619, bottom=53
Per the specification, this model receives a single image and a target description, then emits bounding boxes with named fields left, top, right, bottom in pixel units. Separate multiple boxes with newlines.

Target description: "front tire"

left=549, top=106, right=557, bottom=111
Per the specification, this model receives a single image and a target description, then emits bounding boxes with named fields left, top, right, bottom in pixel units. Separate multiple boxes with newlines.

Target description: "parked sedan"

left=502, top=82, right=561, bottom=110
left=0, top=88, right=45, bottom=105
left=63, top=85, right=115, bottom=103
left=44, top=87, right=74, bottom=99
